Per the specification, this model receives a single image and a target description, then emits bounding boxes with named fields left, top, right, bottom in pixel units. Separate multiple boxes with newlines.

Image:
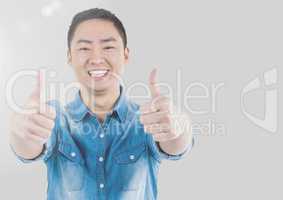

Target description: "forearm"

left=157, top=111, right=193, bottom=155
left=158, top=129, right=193, bottom=155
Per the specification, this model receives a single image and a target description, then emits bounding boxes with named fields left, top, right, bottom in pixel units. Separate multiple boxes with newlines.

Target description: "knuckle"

left=25, top=114, right=33, bottom=122
left=169, top=126, right=175, bottom=133
left=163, top=115, right=171, bottom=123
left=160, top=123, right=168, bottom=130
left=23, top=132, right=32, bottom=141
left=28, top=114, right=38, bottom=122
left=40, top=132, right=48, bottom=140
left=167, top=132, right=175, bottom=137
left=25, top=123, right=33, bottom=133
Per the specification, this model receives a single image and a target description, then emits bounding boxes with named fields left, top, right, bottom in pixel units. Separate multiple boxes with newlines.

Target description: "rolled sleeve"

left=146, top=134, right=195, bottom=162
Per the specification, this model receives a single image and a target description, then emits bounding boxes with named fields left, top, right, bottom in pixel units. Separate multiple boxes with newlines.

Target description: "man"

left=10, top=8, right=194, bottom=200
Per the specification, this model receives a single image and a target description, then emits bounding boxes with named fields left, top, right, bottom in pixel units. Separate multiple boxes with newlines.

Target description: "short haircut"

left=67, top=8, right=127, bottom=49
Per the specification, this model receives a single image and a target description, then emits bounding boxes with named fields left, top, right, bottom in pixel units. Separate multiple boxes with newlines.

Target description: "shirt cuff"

left=147, top=134, right=195, bottom=162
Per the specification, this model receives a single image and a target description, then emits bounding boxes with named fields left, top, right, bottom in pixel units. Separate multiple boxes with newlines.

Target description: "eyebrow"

left=76, top=37, right=117, bottom=45
left=76, top=39, right=93, bottom=44
left=100, top=37, right=117, bottom=43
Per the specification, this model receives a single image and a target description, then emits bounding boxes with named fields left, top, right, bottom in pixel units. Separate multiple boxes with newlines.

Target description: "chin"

left=88, top=82, right=116, bottom=93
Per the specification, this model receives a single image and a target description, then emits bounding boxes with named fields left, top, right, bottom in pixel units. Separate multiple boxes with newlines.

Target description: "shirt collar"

left=113, top=86, right=128, bottom=122
left=65, top=91, right=88, bottom=122
left=65, top=86, right=128, bottom=123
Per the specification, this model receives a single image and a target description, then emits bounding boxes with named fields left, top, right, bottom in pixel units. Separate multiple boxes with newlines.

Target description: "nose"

left=89, top=48, right=104, bottom=65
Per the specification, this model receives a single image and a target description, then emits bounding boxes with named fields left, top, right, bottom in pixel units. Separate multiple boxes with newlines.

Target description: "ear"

left=67, top=50, right=72, bottom=65
left=124, top=47, right=130, bottom=65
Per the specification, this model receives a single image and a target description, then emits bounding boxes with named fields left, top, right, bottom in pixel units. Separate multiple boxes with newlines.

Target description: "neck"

left=80, top=85, right=120, bottom=121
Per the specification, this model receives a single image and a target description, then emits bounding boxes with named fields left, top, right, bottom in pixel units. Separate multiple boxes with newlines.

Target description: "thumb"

left=28, top=71, right=41, bottom=105
left=148, top=67, right=160, bottom=98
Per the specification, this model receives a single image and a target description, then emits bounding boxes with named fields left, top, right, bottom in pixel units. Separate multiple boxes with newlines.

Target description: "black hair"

left=67, top=8, right=127, bottom=49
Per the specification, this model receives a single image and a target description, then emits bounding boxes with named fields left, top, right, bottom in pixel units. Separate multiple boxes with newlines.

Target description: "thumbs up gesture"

left=140, top=68, right=184, bottom=142
left=9, top=71, right=56, bottom=157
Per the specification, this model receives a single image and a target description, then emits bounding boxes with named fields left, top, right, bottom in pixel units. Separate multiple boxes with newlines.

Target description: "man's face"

left=68, top=19, right=129, bottom=93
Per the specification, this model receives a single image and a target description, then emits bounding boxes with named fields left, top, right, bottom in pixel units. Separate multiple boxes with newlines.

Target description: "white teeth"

left=88, top=70, right=108, bottom=77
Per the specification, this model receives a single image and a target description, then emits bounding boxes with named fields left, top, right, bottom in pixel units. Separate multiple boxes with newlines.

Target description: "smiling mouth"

left=88, top=69, right=110, bottom=78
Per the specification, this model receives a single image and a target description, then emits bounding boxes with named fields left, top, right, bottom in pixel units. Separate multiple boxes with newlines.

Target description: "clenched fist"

left=9, top=72, right=56, bottom=159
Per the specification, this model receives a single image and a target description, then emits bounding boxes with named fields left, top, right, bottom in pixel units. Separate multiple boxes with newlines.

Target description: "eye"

left=78, top=47, right=90, bottom=51
left=104, top=46, right=115, bottom=50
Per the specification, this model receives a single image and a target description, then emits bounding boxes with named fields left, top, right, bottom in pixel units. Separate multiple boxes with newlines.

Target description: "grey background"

left=0, top=0, right=282, bottom=199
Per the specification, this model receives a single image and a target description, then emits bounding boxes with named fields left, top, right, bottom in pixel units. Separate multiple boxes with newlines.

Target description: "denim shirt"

left=15, top=87, right=194, bottom=200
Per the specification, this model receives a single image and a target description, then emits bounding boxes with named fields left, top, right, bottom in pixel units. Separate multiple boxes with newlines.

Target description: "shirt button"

left=129, top=155, right=135, bottom=160
left=99, top=183, right=104, bottom=189
left=99, top=156, right=104, bottom=162
left=99, top=133, right=105, bottom=138
left=70, top=152, right=76, bottom=157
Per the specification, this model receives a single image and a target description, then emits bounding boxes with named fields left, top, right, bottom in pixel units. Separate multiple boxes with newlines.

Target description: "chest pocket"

left=115, top=143, right=146, bottom=164
left=114, top=143, right=147, bottom=191
left=58, top=142, right=85, bottom=191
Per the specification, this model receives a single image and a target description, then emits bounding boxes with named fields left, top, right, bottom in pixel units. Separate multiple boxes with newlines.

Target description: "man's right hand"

left=9, top=72, right=56, bottom=159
